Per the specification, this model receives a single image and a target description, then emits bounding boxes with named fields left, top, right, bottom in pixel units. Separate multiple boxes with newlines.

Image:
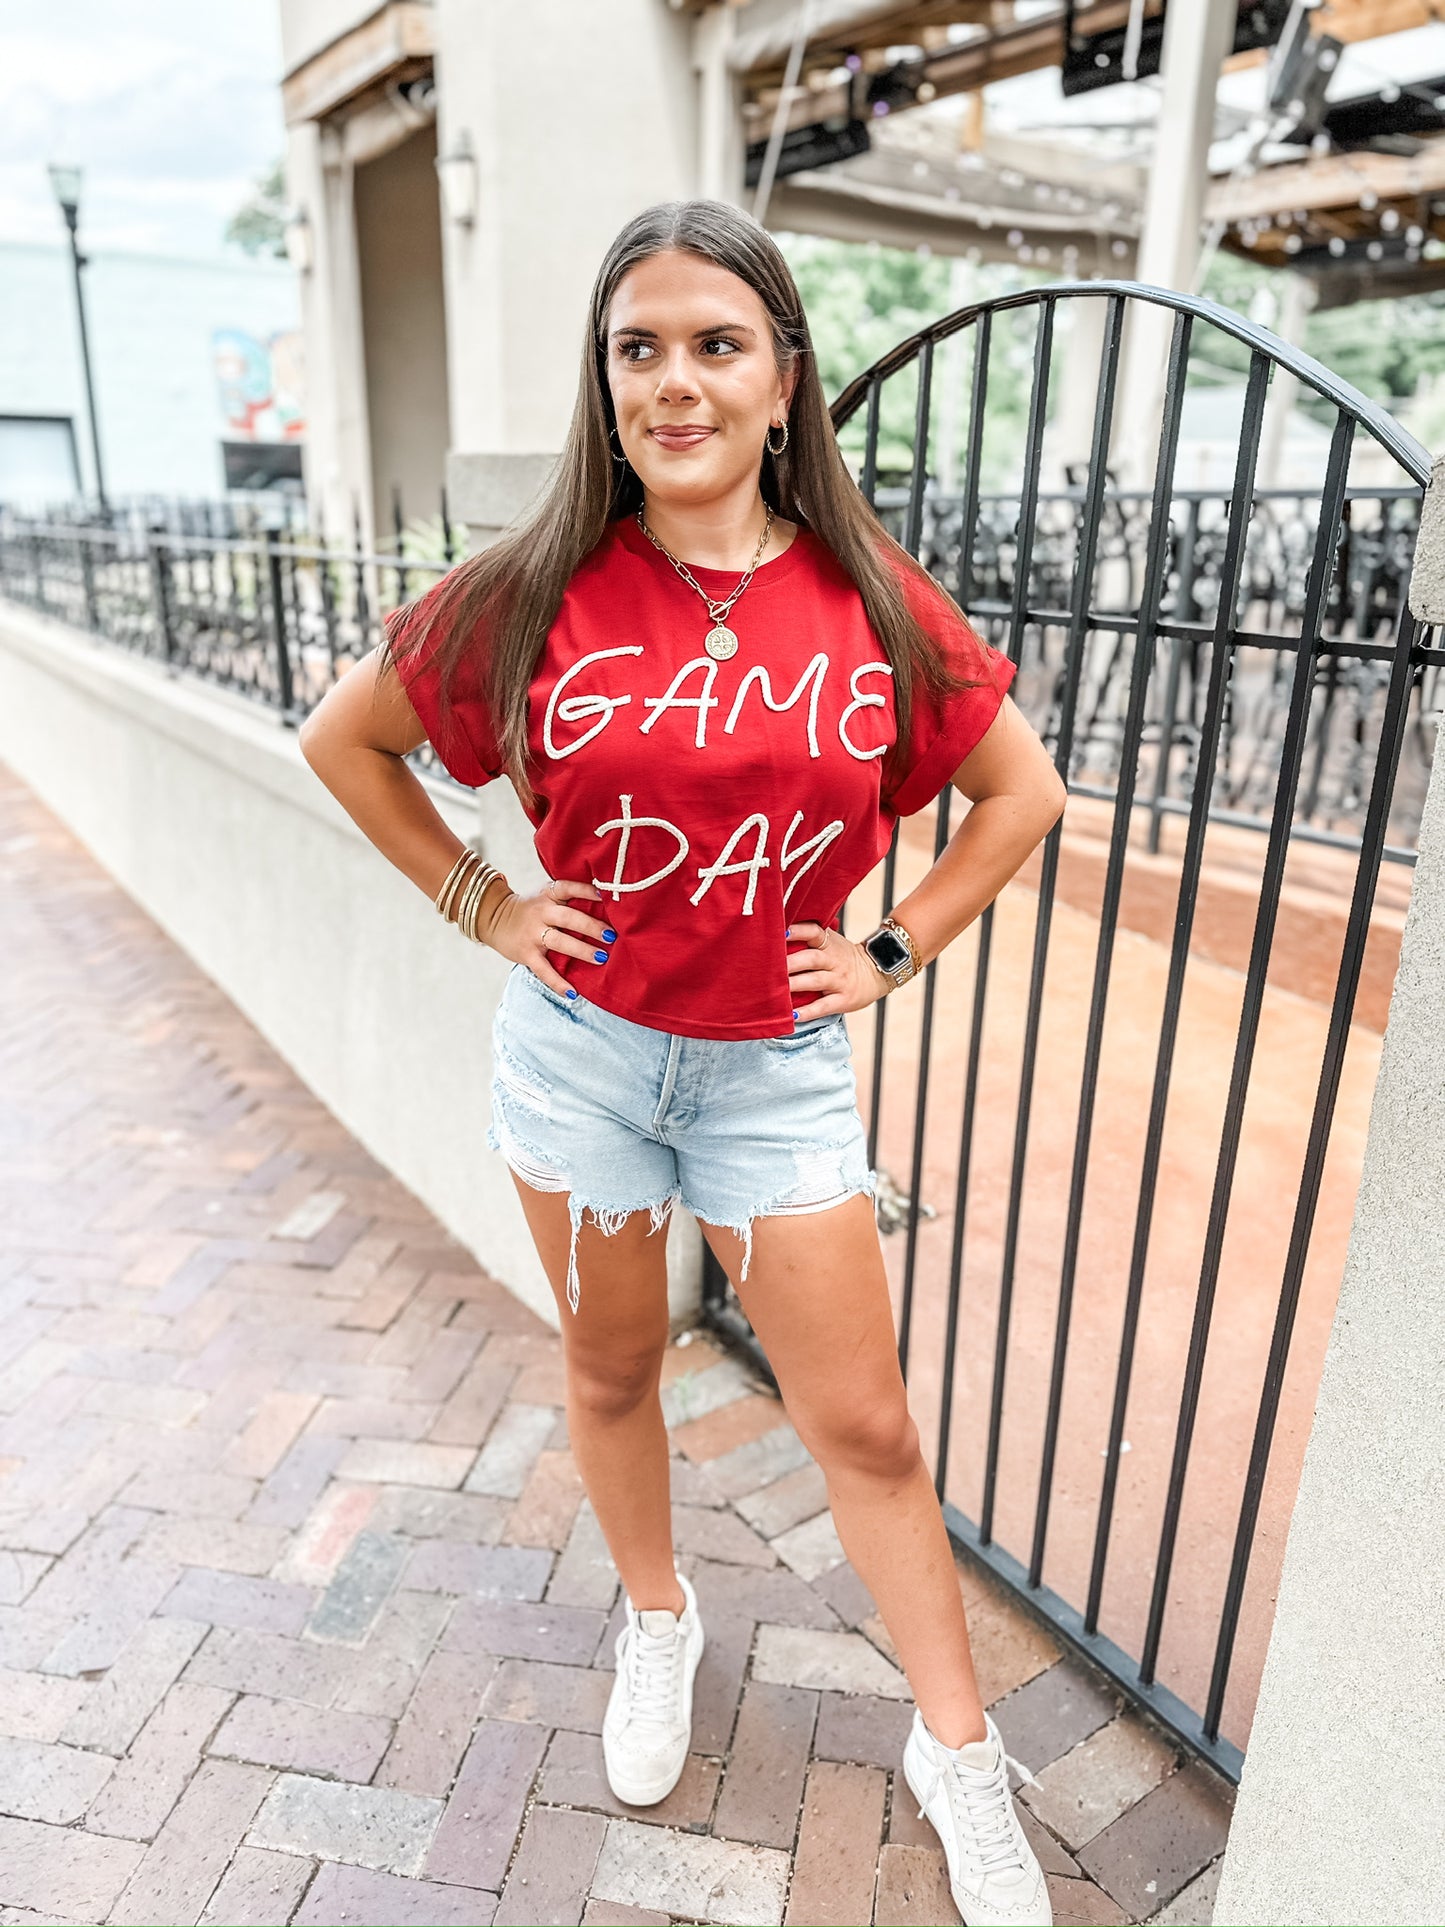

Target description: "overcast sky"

left=0, top=0, right=286, bottom=260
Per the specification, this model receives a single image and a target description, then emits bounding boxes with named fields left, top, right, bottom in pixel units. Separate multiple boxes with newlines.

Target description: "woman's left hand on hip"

left=785, top=921, right=890, bottom=1021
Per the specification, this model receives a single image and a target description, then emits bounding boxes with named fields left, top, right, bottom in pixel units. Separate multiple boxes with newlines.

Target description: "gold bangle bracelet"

left=434, top=856, right=467, bottom=918
left=435, top=849, right=472, bottom=903
left=463, top=872, right=511, bottom=944
left=437, top=850, right=480, bottom=922
left=445, top=861, right=484, bottom=929
left=454, top=861, right=498, bottom=935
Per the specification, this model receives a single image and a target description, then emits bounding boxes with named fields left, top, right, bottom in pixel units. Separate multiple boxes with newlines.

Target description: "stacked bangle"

left=435, top=849, right=511, bottom=944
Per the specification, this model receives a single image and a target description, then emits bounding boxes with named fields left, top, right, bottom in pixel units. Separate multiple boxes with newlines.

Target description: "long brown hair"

left=381, top=198, right=976, bottom=799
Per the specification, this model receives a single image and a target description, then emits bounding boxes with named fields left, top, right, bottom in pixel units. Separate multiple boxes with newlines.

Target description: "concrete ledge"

left=0, top=604, right=703, bottom=1330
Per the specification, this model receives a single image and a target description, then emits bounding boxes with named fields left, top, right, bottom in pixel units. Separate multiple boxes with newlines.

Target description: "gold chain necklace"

left=635, top=505, right=773, bottom=661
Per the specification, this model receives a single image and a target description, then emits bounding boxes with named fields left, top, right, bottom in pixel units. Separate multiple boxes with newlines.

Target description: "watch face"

left=867, top=928, right=910, bottom=972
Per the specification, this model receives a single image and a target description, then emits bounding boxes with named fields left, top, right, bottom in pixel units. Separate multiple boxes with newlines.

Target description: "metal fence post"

left=265, top=529, right=296, bottom=722
left=148, top=533, right=175, bottom=662
left=78, top=531, right=99, bottom=632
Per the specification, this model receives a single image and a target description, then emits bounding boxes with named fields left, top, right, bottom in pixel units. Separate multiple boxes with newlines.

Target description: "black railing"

left=2, top=474, right=1434, bottom=863
left=704, top=282, right=1443, bottom=1785
left=0, top=515, right=457, bottom=785
left=877, top=482, right=1430, bottom=861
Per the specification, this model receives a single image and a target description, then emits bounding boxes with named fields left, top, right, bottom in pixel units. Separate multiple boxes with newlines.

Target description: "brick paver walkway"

left=0, top=764, right=1230, bottom=1927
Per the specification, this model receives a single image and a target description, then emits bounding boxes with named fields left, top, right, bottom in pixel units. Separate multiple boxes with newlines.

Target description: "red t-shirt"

left=394, top=515, right=1014, bottom=1039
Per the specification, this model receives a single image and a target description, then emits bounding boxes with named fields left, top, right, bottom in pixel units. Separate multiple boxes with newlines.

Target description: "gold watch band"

left=864, top=914, right=923, bottom=987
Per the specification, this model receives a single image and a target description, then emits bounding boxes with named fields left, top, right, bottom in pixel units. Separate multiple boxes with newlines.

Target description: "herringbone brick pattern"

left=0, top=764, right=1229, bottom=1926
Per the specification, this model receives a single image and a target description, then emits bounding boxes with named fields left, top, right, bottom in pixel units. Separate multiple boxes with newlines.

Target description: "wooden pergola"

left=717, top=0, right=1445, bottom=303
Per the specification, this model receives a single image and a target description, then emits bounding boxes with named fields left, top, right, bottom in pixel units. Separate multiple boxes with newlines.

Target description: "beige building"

left=278, top=1, right=710, bottom=549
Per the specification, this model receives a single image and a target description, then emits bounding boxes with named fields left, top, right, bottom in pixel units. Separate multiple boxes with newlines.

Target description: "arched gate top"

left=828, top=278, right=1433, bottom=489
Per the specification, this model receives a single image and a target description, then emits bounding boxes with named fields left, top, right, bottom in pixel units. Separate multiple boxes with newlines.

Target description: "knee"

left=803, top=1396, right=922, bottom=1486
left=565, top=1343, right=664, bottom=1425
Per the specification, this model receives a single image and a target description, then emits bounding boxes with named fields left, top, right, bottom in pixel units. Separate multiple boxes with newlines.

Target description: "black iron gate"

left=701, top=281, right=1443, bottom=1783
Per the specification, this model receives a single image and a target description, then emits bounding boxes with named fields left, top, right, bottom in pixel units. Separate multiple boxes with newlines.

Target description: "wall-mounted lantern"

left=435, top=131, right=479, bottom=227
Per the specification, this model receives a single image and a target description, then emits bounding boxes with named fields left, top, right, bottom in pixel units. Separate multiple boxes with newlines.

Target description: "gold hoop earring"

left=766, top=419, right=789, bottom=457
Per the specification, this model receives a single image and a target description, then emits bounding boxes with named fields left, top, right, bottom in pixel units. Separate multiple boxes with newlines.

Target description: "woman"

left=300, top=200, right=1065, bottom=1927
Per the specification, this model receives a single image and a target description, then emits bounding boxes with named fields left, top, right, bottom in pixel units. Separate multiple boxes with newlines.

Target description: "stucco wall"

left=1212, top=718, right=1445, bottom=1924
left=0, top=603, right=703, bottom=1330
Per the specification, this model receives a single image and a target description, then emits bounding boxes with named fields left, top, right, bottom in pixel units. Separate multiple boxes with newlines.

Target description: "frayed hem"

left=563, top=1189, right=679, bottom=1316
left=692, top=1168, right=879, bottom=1288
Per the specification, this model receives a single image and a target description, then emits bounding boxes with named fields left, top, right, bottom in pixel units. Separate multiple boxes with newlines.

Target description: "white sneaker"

left=601, top=1569, right=705, bottom=1806
left=902, top=1707, right=1052, bottom=1926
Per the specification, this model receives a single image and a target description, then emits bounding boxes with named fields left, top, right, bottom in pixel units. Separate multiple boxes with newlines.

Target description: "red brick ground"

left=0, top=764, right=1229, bottom=1925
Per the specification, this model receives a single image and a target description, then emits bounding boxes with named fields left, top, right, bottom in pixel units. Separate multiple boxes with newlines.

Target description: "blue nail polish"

left=594, top=949, right=608, bottom=963
left=565, top=988, right=578, bottom=1000
left=603, top=928, right=617, bottom=942
left=792, top=1009, right=799, bottom=1020
left=785, top=927, right=791, bottom=938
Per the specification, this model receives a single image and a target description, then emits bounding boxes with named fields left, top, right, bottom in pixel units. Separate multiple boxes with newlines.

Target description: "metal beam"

left=741, top=0, right=1165, bottom=130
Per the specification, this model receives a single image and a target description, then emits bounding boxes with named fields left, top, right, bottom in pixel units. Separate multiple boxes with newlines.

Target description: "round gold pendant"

left=705, top=624, right=739, bottom=661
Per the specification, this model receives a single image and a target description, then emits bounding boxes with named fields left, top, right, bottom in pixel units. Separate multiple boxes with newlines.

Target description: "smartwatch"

left=862, top=915, right=921, bottom=988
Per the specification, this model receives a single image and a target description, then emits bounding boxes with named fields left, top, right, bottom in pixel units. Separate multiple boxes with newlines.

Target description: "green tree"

left=227, top=158, right=288, bottom=261
left=778, top=234, right=1040, bottom=484
left=1199, top=247, right=1445, bottom=423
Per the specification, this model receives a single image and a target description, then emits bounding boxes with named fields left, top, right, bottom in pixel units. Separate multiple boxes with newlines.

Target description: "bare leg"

left=703, top=1193, right=986, bottom=1747
left=509, top=1176, right=684, bottom=1615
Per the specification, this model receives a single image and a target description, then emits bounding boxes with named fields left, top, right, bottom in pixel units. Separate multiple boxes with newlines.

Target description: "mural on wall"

left=213, top=328, right=305, bottom=442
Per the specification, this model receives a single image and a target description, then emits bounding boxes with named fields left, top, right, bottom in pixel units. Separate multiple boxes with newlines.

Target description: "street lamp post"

left=47, top=163, right=108, bottom=516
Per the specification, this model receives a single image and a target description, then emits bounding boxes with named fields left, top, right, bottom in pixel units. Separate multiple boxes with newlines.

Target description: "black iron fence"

left=0, top=514, right=459, bottom=783
left=882, top=481, right=1430, bottom=861
left=1, top=476, right=1436, bottom=862
left=3, top=282, right=1442, bottom=1784
left=702, top=281, right=1442, bottom=1785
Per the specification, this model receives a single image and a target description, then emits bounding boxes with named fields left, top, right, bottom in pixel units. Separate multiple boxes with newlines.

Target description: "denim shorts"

left=487, top=964, right=877, bottom=1314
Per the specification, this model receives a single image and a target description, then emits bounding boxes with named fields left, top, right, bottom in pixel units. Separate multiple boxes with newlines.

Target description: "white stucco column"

left=1135, top=0, right=1237, bottom=295
left=1213, top=465, right=1445, bottom=1922
left=286, top=118, right=374, bottom=546
left=1118, top=0, right=1236, bottom=482
left=434, top=0, right=699, bottom=543
left=695, top=1, right=744, bottom=204
left=1256, top=273, right=1319, bottom=488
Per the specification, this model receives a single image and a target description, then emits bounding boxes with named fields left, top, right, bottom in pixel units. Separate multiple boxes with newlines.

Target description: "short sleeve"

left=387, top=574, right=505, bottom=790
left=881, top=563, right=1016, bottom=818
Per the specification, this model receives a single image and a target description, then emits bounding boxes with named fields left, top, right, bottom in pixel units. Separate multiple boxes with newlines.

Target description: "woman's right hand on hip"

left=484, top=876, right=617, bottom=999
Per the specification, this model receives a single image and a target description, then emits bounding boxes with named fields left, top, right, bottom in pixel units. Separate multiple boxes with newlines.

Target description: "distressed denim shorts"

left=487, top=964, right=877, bottom=1314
